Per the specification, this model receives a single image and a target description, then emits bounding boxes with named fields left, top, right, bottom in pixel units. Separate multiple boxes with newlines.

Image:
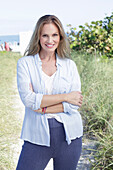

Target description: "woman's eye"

left=53, top=34, right=58, bottom=36
left=42, top=34, right=47, bottom=37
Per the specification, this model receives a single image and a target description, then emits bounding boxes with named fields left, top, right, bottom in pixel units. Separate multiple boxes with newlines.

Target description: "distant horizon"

left=0, top=34, right=19, bottom=44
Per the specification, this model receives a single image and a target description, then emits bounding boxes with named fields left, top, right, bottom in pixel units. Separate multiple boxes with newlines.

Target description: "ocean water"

left=0, top=35, right=19, bottom=45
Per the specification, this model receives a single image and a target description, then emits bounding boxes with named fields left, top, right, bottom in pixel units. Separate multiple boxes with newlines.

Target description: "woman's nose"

left=48, top=36, right=53, bottom=43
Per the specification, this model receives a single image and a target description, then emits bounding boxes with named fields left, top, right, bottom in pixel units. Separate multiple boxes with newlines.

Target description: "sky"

left=0, top=0, right=113, bottom=35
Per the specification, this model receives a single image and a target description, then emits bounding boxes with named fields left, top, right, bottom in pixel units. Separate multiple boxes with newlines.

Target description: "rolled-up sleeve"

left=63, top=60, right=81, bottom=114
left=17, top=59, right=43, bottom=110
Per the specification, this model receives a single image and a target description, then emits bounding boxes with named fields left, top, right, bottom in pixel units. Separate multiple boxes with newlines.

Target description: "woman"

left=16, top=15, right=83, bottom=170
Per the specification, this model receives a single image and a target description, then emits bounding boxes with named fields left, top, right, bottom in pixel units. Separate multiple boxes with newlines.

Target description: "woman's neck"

left=39, top=50, right=56, bottom=62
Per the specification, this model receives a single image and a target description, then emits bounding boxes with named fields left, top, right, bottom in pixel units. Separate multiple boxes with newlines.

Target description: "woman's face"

left=40, top=23, right=60, bottom=53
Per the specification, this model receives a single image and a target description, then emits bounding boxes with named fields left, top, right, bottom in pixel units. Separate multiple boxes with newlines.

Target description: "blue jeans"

left=16, top=118, right=82, bottom=170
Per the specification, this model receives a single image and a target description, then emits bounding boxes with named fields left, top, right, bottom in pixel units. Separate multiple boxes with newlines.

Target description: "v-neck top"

left=42, top=71, right=56, bottom=95
left=42, top=71, right=62, bottom=122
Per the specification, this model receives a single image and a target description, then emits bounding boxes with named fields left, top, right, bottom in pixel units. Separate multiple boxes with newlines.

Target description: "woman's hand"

left=66, top=91, right=83, bottom=107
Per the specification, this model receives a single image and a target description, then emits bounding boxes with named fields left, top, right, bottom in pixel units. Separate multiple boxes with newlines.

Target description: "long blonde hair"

left=24, top=15, right=70, bottom=58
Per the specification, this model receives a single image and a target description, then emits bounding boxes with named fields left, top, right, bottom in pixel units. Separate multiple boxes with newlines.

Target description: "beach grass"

left=0, top=51, right=22, bottom=170
left=71, top=51, right=113, bottom=169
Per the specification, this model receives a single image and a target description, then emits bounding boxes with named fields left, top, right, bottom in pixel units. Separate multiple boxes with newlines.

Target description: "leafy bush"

left=67, top=13, right=113, bottom=58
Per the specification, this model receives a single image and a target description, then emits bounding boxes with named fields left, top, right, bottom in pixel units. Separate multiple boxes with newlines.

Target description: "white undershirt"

left=42, top=71, right=62, bottom=123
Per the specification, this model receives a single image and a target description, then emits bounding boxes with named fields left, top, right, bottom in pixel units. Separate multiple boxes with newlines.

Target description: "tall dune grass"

left=72, top=51, right=113, bottom=169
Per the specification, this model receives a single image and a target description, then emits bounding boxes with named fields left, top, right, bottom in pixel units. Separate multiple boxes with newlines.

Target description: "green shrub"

left=67, top=12, right=113, bottom=58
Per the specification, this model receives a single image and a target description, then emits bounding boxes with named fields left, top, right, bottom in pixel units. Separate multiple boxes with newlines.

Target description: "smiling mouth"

left=46, top=44, right=54, bottom=48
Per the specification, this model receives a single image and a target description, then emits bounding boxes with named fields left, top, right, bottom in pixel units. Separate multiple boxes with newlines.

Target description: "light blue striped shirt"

left=17, top=53, right=83, bottom=146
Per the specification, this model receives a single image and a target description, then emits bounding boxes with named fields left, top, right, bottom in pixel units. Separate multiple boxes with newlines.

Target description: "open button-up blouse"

left=17, top=53, right=83, bottom=146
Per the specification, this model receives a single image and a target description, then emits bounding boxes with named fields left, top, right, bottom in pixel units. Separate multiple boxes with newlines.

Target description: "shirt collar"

left=35, top=53, right=63, bottom=67
left=34, top=53, right=42, bottom=66
left=56, top=53, right=63, bottom=67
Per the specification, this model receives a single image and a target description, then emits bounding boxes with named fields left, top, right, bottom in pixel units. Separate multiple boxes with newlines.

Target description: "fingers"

left=78, top=103, right=82, bottom=107
left=70, top=91, right=83, bottom=106
left=78, top=100, right=82, bottom=107
left=78, top=94, right=83, bottom=107
left=79, top=99, right=83, bottom=104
